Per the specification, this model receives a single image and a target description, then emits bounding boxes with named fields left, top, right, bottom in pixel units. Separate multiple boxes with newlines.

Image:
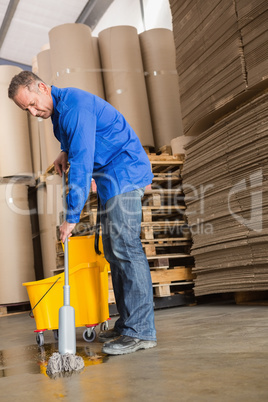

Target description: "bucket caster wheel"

left=83, top=328, right=96, bottom=343
left=53, top=329, right=59, bottom=341
left=36, top=332, right=44, bottom=347
left=100, top=321, right=109, bottom=332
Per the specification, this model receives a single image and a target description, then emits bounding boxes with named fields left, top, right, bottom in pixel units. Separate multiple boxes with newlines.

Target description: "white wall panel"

left=0, top=0, right=89, bottom=65
left=93, top=0, right=172, bottom=36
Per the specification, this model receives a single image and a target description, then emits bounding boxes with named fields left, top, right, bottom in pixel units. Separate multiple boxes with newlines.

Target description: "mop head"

left=46, top=352, right=84, bottom=376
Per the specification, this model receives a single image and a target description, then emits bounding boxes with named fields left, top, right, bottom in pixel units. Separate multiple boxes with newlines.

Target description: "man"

left=8, top=71, right=157, bottom=355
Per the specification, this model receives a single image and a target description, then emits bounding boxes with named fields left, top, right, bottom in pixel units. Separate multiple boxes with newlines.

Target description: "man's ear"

left=38, top=82, right=49, bottom=94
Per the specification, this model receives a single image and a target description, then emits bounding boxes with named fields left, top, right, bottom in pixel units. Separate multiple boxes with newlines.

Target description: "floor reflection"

left=0, top=343, right=108, bottom=378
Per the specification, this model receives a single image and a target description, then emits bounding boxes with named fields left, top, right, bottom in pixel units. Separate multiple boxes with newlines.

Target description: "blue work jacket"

left=51, top=86, right=153, bottom=223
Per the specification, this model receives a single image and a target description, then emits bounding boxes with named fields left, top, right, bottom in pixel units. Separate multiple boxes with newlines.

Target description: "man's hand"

left=54, top=151, right=68, bottom=176
left=60, top=221, right=76, bottom=243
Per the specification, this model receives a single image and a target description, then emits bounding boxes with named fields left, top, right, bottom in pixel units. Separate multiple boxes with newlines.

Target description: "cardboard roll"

left=98, top=25, right=154, bottom=147
left=49, top=23, right=104, bottom=98
left=0, top=183, right=35, bottom=304
left=139, top=29, right=183, bottom=150
left=0, top=65, right=33, bottom=177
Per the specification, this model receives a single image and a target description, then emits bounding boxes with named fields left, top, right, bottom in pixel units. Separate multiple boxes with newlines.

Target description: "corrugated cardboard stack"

left=169, top=0, right=246, bottom=134
left=236, top=0, right=268, bottom=87
left=182, top=93, right=268, bottom=295
left=169, top=0, right=268, bottom=135
left=169, top=0, right=268, bottom=296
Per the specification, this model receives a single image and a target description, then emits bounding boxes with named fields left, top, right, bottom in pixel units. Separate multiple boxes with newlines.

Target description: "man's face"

left=13, top=82, right=53, bottom=119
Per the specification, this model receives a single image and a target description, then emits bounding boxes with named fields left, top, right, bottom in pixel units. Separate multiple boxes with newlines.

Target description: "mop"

left=46, top=172, right=84, bottom=376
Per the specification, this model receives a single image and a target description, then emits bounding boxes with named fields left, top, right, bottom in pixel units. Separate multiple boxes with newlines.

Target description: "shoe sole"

left=102, top=341, right=157, bottom=355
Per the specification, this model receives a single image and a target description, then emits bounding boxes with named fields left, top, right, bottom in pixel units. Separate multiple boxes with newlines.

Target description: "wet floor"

left=0, top=343, right=108, bottom=379
left=1, top=303, right=268, bottom=401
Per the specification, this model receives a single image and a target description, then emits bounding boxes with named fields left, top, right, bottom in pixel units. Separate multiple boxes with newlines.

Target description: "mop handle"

left=62, top=171, right=69, bottom=290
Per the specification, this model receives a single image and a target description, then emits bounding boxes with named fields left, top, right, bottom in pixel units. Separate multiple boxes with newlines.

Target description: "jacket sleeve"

left=60, top=107, right=96, bottom=223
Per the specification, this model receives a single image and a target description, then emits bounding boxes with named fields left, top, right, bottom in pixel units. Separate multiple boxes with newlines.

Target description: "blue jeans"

left=100, top=188, right=157, bottom=341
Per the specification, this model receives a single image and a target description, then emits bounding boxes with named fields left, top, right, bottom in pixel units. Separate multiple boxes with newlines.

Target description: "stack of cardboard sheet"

left=169, top=0, right=245, bottom=133
left=169, top=0, right=268, bottom=134
left=236, top=0, right=268, bottom=87
left=182, top=93, right=268, bottom=296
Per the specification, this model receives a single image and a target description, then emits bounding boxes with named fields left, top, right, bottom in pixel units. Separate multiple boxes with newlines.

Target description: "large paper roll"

left=37, top=48, right=52, bottom=84
left=0, top=183, right=35, bottom=303
left=92, top=36, right=105, bottom=98
left=38, top=119, right=49, bottom=173
left=37, top=49, right=61, bottom=168
left=29, top=62, right=42, bottom=177
left=32, top=56, right=38, bottom=75
left=139, top=29, right=183, bottom=150
left=45, top=174, right=63, bottom=228
left=0, top=66, right=33, bottom=177
left=98, top=26, right=154, bottom=147
left=28, top=114, right=42, bottom=177
left=49, top=23, right=105, bottom=98
left=37, top=184, right=57, bottom=279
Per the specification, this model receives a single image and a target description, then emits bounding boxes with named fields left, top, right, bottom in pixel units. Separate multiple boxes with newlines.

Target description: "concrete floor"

left=0, top=302, right=268, bottom=401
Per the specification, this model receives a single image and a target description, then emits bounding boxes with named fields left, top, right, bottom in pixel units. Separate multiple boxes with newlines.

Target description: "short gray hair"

left=8, top=71, right=45, bottom=99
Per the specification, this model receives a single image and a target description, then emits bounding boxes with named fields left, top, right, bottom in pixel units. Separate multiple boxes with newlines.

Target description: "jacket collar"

left=51, top=86, right=69, bottom=114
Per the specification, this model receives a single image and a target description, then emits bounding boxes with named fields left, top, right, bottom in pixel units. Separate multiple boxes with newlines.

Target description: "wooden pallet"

left=0, top=176, right=35, bottom=186
left=151, top=164, right=182, bottom=178
left=153, top=144, right=186, bottom=162
left=142, top=237, right=190, bottom=246
left=151, top=174, right=181, bottom=190
left=45, top=163, right=57, bottom=176
left=0, top=302, right=31, bottom=316
left=108, top=267, right=195, bottom=298
left=108, top=289, right=116, bottom=304
left=153, top=282, right=194, bottom=297
left=150, top=267, right=195, bottom=297
left=141, top=220, right=190, bottom=241
left=143, top=191, right=184, bottom=204
left=151, top=266, right=195, bottom=281
left=142, top=205, right=185, bottom=222
left=146, top=253, right=192, bottom=269
left=143, top=241, right=191, bottom=258
left=235, top=291, right=268, bottom=305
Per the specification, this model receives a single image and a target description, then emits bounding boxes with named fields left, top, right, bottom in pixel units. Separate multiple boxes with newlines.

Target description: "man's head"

left=8, top=71, right=53, bottom=119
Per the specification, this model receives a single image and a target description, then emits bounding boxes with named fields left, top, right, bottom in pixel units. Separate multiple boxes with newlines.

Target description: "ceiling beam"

left=0, top=0, right=20, bottom=50
left=140, top=0, right=146, bottom=31
left=0, top=57, right=30, bottom=70
left=76, top=0, right=114, bottom=30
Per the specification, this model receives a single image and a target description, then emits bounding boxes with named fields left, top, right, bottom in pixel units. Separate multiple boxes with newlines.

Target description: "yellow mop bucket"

left=23, top=235, right=110, bottom=346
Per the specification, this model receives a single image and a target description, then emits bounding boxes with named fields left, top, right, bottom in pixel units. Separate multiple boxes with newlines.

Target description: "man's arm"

left=58, top=107, right=96, bottom=242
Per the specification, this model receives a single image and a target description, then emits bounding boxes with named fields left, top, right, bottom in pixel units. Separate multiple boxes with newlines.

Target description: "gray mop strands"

left=46, top=352, right=84, bottom=376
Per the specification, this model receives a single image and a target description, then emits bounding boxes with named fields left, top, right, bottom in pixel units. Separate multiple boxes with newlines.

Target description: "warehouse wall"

left=92, top=0, right=172, bottom=35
